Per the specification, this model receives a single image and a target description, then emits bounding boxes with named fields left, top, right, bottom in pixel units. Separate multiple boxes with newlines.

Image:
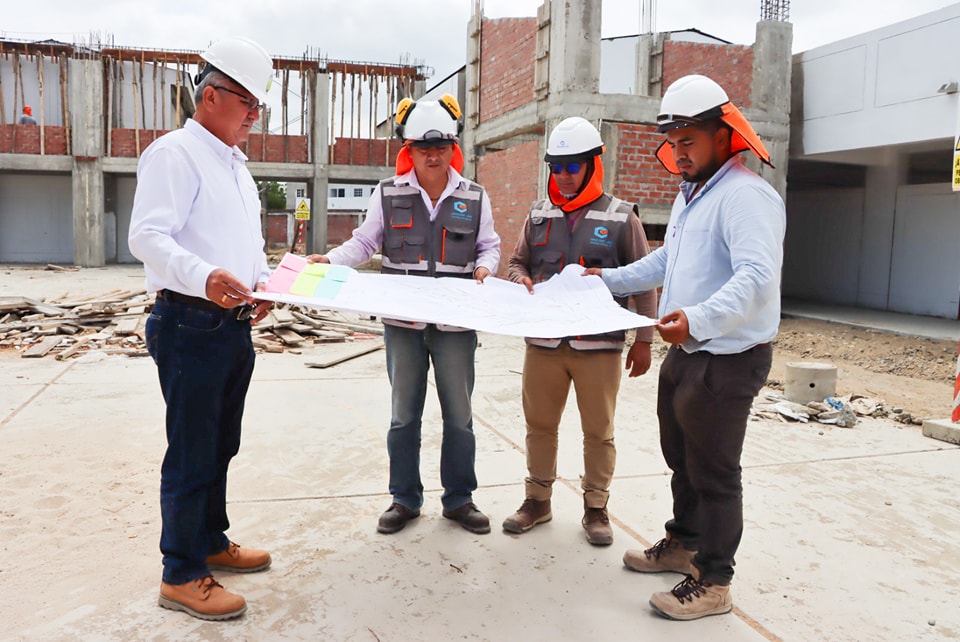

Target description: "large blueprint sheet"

left=253, top=254, right=655, bottom=338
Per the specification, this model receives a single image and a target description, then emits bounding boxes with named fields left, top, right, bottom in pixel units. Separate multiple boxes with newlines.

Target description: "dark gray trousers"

left=657, top=343, right=772, bottom=585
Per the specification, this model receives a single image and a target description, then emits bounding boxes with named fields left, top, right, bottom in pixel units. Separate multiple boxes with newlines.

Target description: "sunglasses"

left=213, top=85, right=262, bottom=111
left=548, top=162, right=582, bottom=175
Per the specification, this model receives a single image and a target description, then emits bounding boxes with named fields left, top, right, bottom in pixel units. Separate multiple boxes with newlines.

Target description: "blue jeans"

left=146, top=296, right=255, bottom=585
left=383, top=323, right=478, bottom=511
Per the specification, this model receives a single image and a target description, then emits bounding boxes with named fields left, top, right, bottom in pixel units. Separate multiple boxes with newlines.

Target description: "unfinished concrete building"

left=461, top=0, right=792, bottom=259
left=0, top=39, right=427, bottom=265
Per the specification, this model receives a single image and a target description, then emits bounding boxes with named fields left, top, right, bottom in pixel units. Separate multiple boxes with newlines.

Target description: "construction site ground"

left=2, top=264, right=959, bottom=641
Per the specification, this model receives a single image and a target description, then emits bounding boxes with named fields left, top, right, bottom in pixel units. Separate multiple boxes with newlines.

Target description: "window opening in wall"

left=296, top=188, right=306, bottom=198
left=353, top=188, right=364, bottom=197
left=330, top=188, right=345, bottom=198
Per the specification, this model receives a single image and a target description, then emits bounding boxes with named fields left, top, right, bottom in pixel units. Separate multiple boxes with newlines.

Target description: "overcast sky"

left=2, top=0, right=956, bottom=82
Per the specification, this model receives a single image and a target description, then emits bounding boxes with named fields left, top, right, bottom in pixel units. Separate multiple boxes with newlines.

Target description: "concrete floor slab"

left=2, top=266, right=960, bottom=640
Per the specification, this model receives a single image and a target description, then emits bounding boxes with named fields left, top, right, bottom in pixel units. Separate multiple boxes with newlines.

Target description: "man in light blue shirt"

left=585, top=74, right=785, bottom=621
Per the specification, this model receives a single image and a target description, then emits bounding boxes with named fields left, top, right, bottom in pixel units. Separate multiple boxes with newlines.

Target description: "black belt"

left=156, top=289, right=255, bottom=320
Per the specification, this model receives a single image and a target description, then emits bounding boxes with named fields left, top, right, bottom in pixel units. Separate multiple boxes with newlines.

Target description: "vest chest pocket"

left=388, top=198, right=415, bottom=229
left=530, top=217, right=553, bottom=247
left=440, top=221, right=477, bottom=267
left=533, top=249, right=564, bottom=282
left=385, top=234, right=425, bottom=264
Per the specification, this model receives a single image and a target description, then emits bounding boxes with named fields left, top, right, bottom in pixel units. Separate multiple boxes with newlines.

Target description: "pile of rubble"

left=753, top=392, right=922, bottom=427
left=0, top=291, right=382, bottom=362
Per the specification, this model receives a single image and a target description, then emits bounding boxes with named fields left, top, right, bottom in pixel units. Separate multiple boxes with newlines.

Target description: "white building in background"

left=785, top=3, right=960, bottom=319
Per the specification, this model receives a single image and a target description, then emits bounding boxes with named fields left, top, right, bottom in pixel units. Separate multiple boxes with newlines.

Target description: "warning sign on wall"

left=295, top=198, right=311, bottom=221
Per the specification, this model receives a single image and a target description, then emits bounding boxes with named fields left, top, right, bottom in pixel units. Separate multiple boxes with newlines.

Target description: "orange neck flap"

left=395, top=143, right=465, bottom=176
left=548, top=157, right=605, bottom=213
left=655, top=102, right=774, bottom=175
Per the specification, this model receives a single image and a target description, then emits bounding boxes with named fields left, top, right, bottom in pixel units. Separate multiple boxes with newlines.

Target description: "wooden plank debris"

left=305, top=341, right=384, bottom=369
left=1, top=292, right=381, bottom=361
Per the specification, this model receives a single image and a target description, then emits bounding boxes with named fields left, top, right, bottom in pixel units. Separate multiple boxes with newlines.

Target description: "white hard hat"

left=198, top=37, right=274, bottom=104
left=656, top=74, right=730, bottom=133
left=395, top=95, right=462, bottom=146
left=544, top=117, right=604, bottom=162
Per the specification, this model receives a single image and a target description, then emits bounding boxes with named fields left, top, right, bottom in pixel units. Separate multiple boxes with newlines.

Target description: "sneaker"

left=206, top=541, right=271, bottom=573
left=623, top=535, right=695, bottom=574
left=377, top=503, right=421, bottom=534
left=158, top=575, right=246, bottom=621
left=649, top=574, right=733, bottom=621
left=582, top=507, right=613, bottom=546
left=442, top=502, right=491, bottom=534
left=502, top=498, right=552, bottom=534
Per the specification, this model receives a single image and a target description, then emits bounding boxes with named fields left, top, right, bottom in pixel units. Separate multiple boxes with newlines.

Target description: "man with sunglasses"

left=503, top=117, right=657, bottom=546
left=307, top=95, right=500, bottom=536
left=129, top=37, right=275, bottom=621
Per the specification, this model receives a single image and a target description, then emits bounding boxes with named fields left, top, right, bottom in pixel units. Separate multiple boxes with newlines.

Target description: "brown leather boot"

left=623, top=534, right=696, bottom=574
left=158, top=575, right=246, bottom=621
left=649, top=575, right=732, bottom=620
left=582, top=506, right=613, bottom=546
left=502, top=498, right=552, bottom=534
left=206, top=541, right=271, bottom=573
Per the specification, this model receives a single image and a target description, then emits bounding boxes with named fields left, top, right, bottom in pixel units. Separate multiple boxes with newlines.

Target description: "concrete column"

left=547, top=0, right=601, bottom=96
left=859, top=162, right=902, bottom=308
left=70, top=58, right=105, bottom=267
left=309, top=69, right=330, bottom=255
left=462, top=2, right=482, bottom=179
left=751, top=20, right=793, bottom=199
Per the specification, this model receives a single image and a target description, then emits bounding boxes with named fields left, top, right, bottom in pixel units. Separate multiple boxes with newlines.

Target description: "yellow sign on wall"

left=295, top=197, right=311, bottom=221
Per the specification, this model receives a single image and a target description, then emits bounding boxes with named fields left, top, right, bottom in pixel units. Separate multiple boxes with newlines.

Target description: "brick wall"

left=109, top=128, right=309, bottom=163
left=266, top=212, right=361, bottom=250
left=240, top=134, right=308, bottom=163
left=331, top=138, right=404, bottom=167
left=476, top=139, right=541, bottom=275
left=479, top=17, right=537, bottom=122
left=610, top=123, right=676, bottom=209
left=0, top=125, right=69, bottom=155
left=661, top=41, right=753, bottom=107
left=109, top=129, right=169, bottom=157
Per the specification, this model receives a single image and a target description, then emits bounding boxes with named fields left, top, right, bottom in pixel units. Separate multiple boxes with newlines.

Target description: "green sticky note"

left=290, top=273, right=322, bottom=296
left=303, top=262, right=329, bottom=277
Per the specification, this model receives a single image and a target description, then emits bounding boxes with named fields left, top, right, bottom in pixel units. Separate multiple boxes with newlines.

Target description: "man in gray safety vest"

left=308, top=95, right=501, bottom=536
left=503, top=116, right=657, bottom=546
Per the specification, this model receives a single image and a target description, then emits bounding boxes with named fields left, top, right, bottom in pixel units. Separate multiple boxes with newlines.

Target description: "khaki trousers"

left=521, top=343, right=621, bottom=508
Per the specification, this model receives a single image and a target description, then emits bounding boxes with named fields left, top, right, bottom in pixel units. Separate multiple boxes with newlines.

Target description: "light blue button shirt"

left=601, top=155, right=785, bottom=355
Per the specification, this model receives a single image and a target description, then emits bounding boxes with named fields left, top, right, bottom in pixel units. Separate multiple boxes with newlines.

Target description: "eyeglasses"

left=548, top=162, right=582, bottom=175
left=212, top=85, right=262, bottom=111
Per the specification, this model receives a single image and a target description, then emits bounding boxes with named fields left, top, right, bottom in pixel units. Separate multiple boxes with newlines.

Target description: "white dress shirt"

left=601, top=155, right=785, bottom=355
left=128, top=119, right=270, bottom=298
left=326, top=167, right=501, bottom=275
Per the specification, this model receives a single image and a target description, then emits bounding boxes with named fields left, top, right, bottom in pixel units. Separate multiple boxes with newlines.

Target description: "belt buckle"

left=236, top=304, right=256, bottom=321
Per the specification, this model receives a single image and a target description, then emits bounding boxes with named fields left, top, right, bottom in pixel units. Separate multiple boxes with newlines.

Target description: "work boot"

left=377, top=503, right=421, bottom=534
left=158, top=575, right=246, bottom=621
left=649, top=574, right=733, bottom=621
left=501, top=498, right=552, bottom=534
left=582, top=507, right=613, bottom=546
left=442, top=502, right=491, bottom=534
left=623, top=534, right=696, bottom=574
left=206, top=541, right=272, bottom=573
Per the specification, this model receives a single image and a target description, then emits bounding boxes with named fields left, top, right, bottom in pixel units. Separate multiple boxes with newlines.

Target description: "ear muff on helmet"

left=395, top=97, right=415, bottom=138
left=439, top=93, right=464, bottom=134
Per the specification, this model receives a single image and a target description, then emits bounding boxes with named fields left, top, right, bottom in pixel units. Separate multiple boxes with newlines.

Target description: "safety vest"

left=379, top=177, right=483, bottom=278
left=526, top=193, right=637, bottom=350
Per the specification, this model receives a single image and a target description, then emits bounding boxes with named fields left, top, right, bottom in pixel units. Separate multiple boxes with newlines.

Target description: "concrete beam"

left=472, top=102, right=542, bottom=148
left=598, top=94, right=660, bottom=124
left=0, top=154, right=73, bottom=173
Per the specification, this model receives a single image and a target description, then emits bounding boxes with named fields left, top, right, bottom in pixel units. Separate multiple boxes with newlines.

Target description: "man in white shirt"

left=308, top=95, right=500, bottom=536
left=129, top=37, right=276, bottom=622
left=585, top=74, right=786, bottom=621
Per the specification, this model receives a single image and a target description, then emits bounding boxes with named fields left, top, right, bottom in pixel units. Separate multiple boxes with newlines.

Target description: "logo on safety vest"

left=454, top=201, right=467, bottom=213
left=593, top=226, right=609, bottom=239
